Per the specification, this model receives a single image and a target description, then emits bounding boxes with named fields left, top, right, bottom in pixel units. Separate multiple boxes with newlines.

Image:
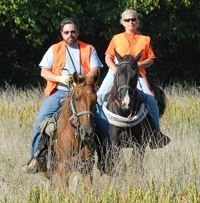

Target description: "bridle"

left=68, top=87, right=96, bottom=140
left=116, top=61, right=138, bottom=108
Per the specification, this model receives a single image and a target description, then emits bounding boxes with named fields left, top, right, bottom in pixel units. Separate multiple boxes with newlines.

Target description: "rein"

left=70, top=97, right=95, bottom=118
left=118, top=85, right=135, bottom=94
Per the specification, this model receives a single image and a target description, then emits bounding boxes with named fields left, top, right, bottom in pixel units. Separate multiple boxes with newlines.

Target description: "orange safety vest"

left=106, top=33, right=155, bottom=75
left=106, top=33, right=156, bottom=96
left=44, top=40, right=92, bottom=97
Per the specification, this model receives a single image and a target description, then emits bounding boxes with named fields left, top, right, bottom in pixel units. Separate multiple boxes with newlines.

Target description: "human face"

left=122, top=13, right=138, bottom=34
left=61, top=24, right=79, bottom=46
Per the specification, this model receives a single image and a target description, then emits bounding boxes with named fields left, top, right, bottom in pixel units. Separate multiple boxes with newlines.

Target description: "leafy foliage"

left=0, top=0, right=200, bottom=87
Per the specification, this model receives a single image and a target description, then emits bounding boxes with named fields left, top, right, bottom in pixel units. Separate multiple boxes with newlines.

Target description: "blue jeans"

left=97, top=69, right=115, bottom=105
left=138, top=90, right=159, bottom=128
left=30, top=89, right=111, bottom=157
left=97, top=69, right=160, bottom=129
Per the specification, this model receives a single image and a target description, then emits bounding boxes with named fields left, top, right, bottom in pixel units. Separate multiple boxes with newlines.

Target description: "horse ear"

left=72, top=72, right=79, bottom=84
left=73, top=72, right=86, bottom=85
left=134, top=50, right=143, bottom=62
left=93, top=71, right=99, bottom=84
left=86, top=71, right=99, bottom=84
left=114, top=49, right=123, bottom=63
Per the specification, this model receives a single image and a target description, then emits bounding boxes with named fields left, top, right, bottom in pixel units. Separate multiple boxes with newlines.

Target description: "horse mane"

left=108, top=76, right=118, bottom=103
left=76, top=77, right=96, bottom=93
left=58, top=96, right=72, bottom=135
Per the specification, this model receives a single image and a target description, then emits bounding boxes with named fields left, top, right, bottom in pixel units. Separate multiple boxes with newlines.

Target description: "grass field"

left=1, top=83, right=200, bottom=202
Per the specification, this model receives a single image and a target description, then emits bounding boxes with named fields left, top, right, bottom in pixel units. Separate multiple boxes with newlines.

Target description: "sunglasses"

left=124, top=18, right=137, bottom=22
left=63, top=30, right=77, bottom=35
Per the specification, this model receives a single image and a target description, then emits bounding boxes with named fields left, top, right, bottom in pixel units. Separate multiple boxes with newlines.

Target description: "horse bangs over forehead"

left=76, top=79, right=96, bottom=95
left=118, top=55, right=138, bottom=75
left=123, top=55, right=139, bottom=74
left=124, top=55, right=138, bottom=69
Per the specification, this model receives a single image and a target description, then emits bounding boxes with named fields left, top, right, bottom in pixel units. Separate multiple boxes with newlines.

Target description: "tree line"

left=0, top=0, right=199, bottom=87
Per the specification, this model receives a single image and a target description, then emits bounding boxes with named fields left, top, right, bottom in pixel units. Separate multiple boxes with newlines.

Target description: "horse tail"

left=148, top=81, right=167, bottom=117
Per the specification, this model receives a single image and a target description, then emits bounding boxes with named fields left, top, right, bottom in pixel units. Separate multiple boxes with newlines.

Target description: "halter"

left=115, top=61, right=138, bottom=114
left=117, top=61, right=137, bottom=94
left=68, top=87, right=95, bottom=140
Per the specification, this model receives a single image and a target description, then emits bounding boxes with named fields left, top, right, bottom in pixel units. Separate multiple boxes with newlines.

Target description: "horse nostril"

left=80, top=126, right=94, bottom=140
left=122, top=101, right=131, bottom=110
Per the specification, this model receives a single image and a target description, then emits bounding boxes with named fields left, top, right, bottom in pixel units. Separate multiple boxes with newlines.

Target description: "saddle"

left=39, top=93, right=72, bottom=139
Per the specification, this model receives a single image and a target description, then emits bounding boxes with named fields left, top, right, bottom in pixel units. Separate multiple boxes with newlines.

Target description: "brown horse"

left=47, top=72, right=99, bottom=188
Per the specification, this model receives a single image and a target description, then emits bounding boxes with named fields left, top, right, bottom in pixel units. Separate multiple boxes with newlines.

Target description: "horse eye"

left=75, top=97, right=80, bottom=102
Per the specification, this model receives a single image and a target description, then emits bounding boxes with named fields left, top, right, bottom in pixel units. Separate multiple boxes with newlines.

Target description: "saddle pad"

left=102, top=102, right=148, bottom=127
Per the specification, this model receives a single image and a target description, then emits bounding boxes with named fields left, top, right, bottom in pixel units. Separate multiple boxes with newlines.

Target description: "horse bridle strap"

left=70, top=97, right=95, bottom=118
left=68, top=91, right=95, bottom=139
left=118, top=85, right=135, bottom=94
left=117, top=61, right=137, bottom=95
left=118, top=61, right=133, bottom=66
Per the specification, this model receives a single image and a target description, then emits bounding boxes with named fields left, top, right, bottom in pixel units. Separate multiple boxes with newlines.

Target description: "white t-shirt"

left=39, top=43, right=103, bottom=91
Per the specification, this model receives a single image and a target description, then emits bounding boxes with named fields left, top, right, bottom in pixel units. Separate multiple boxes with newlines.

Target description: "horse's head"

left=113, top=50, right=142, bottom=112
left=68, top=72, right=99, bottom=140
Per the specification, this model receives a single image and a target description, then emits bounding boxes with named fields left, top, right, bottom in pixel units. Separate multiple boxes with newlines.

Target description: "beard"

left=65, top=36, right=78, bottom=46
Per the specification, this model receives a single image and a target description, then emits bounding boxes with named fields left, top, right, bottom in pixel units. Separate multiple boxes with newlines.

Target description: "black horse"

left=103, top=50, right=166, bottom=174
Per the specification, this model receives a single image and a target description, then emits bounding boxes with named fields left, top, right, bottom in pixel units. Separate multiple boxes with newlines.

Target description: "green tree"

left=0, top=0, right=200, bottom=87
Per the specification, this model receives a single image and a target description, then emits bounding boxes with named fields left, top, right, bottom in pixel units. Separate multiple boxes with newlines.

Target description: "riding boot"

left=149, top=129, right=170, bottom=149
left=147, top=116, right=170, bottom=149
left=22, top=134, right=48, bottom=174
left=21, top=156, right=47, bottom=174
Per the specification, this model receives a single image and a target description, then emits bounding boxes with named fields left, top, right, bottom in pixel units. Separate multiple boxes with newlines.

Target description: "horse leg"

left=82, top=173, right=93, bottom=190
left=55, top=150, right=71, bottom=190
left=81, top=147, right=95, bottom=187
left=109, top=125, right=125, bottom=175
left=110, top=144, right=126, bottom=176
left=81, top=158, right=94, bottom=191
left=131, top=145, right=145, bottom=175
left=94, top=126, right=113, bottom=176
left=60, top=162, right=71, bottom=190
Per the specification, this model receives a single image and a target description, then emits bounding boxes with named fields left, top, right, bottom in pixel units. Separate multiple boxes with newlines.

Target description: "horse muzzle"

left=121, top=103, right=131, bottom=110
left=79, top=125, right=95, bottom=141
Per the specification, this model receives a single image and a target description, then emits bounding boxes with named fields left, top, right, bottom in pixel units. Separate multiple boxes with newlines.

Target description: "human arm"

left=41, top=67, right=57, bottom=81
left=137, top=37, right=155, bottom=69
left=84, top=46, right=102, bottom=77
left=41, top=67, right=72, bottom=85
left=137, top=58, right=154, bottom=69
left=105, top=36, right=119, bottom=74
left=86, top=66, right=99, bottom=77
left=105, top=54, right=118, bottom=74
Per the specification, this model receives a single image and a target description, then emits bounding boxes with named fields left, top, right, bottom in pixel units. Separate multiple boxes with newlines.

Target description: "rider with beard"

left=22, top=18, right=111, bottom=174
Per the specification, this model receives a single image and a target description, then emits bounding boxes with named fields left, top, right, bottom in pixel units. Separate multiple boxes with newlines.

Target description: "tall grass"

left=1, top=83, right=200, bottom=202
